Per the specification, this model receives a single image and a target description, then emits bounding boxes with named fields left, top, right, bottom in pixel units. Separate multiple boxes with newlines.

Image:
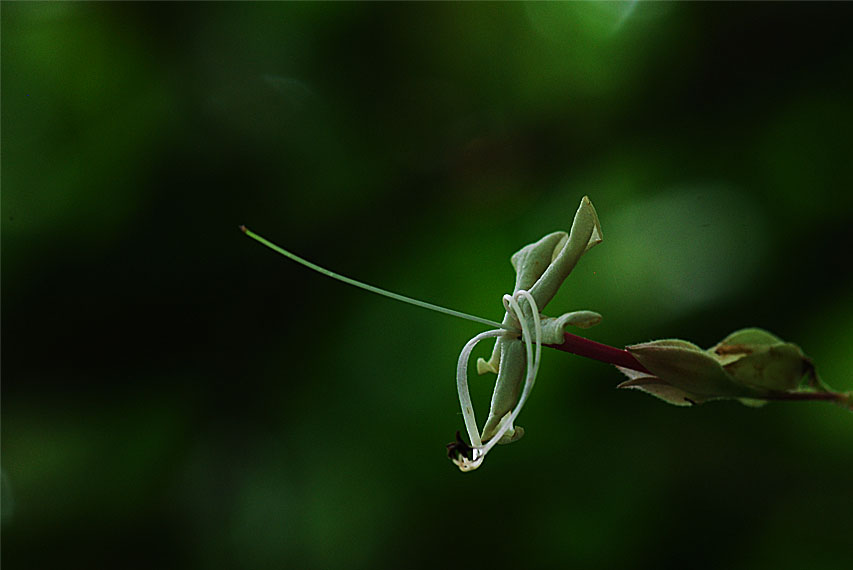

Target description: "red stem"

left=544, top=332, right=651, bottom=374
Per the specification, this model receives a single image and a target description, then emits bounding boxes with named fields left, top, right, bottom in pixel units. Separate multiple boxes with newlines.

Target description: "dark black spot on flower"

left=446, top=431, right=474, bottom=463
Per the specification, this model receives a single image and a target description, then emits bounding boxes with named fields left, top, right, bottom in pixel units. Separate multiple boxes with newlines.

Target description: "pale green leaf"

left=627, top=340, right=752, bottom=398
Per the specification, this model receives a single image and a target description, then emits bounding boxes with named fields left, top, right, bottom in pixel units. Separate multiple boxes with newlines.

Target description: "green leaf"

left=708, top=327, right=782, bottom=366
left=716, top=327, right=783, bottom=347
left=709, top=327, right=814, bottom=391
left=616, top=367, right=706, bottom=406
left=722, top=343, right=812, bottom=391
left=627, top=339, right=752, bottom=398
left=617, top=328, right=849, bottom=410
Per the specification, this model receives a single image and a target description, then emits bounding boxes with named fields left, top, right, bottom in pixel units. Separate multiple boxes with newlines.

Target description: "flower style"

left=447, top=196, right=604, bottom=472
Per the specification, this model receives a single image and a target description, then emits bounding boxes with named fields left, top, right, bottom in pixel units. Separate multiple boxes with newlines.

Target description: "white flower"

left=448, top=196, right=603, bottom=472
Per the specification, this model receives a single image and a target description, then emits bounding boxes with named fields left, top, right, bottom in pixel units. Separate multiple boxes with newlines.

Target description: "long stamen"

left=479, top=290, right=542, bottom=456
left=241, top=226, right=517, bottom=332
left=512, top=290, right=543, bottom=415
left=457, top=329, right=505, bottom=449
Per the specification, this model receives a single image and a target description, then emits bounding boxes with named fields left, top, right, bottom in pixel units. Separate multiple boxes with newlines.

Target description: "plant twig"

left=753, top=390, right=852, bottom=407
left=544, top=332, right=651, bottom=374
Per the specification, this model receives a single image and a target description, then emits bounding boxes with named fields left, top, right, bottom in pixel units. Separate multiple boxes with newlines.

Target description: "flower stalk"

left=544, top=332, right=651, bottom=375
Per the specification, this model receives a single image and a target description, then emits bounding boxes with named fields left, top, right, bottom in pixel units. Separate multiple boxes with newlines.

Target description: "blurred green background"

left=3, top=2, right=852, bottom=569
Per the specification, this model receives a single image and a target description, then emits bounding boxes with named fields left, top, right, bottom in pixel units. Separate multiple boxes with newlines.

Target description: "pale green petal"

left=476, top=354, right=499, bottom=375
left=528, top=196, right=603, bottom=309
left=480, top=197, right=604, bottom=375
left=481, top=339, right=526, bottom=443
left=477, top=320, right=508, bottom=375
left=539, top=311, right=603, bottom=344
left=498, top=423, right=524, bottom=444
left=510, top=231, right=568, bottom=293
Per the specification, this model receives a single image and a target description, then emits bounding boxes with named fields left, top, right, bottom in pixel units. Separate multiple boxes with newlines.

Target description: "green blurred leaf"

left=618, top=329, right=849, bottom=409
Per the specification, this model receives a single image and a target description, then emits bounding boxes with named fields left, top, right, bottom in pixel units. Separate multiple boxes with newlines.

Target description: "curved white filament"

left=478, top=290, right=542, bottom=457
left=456, top=329, right=505, bottom=449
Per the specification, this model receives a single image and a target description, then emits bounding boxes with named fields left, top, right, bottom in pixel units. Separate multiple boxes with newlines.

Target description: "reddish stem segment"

left=544, top=332, right=651, bottom=374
